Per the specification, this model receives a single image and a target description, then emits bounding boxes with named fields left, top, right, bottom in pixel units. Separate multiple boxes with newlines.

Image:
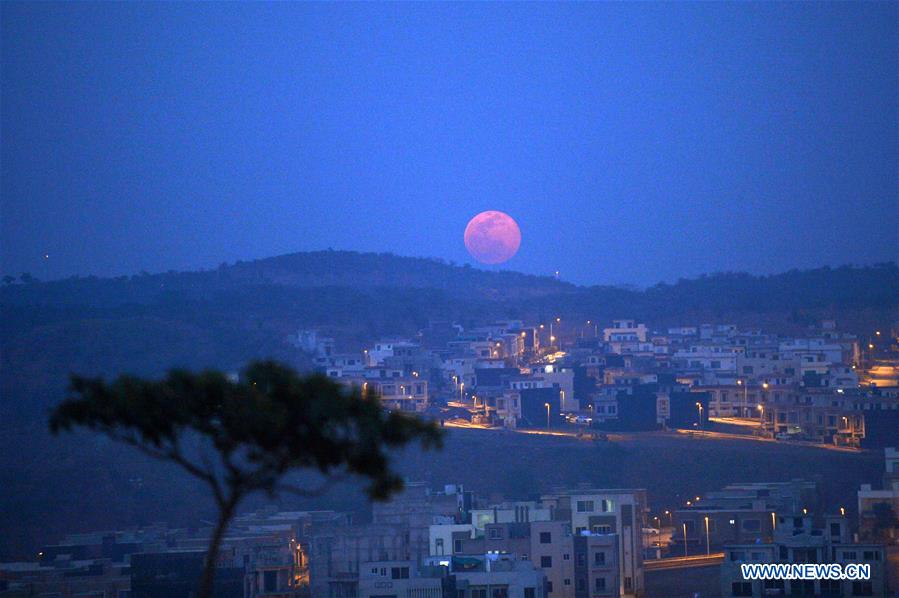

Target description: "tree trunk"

left=198, top=498, right=238, bottom=598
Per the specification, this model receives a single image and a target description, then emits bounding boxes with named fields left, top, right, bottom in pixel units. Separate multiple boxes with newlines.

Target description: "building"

left=719, top=514, right=887, bottom=597
left=540, top=489, right=646, bottom=597
left=672, top=479, right=820, bottom=553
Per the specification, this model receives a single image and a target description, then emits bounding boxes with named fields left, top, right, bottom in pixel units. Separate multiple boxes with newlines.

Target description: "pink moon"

left=463, top=210, right=522, bottom=265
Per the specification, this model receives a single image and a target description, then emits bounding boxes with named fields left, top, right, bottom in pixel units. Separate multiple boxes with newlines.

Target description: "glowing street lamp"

left=704, top=516, right=710, bottom=555
left=736, top=379, right=749, bottom=417
left=544, top=402, right=551, bottom=429
left=683, top=523, right=689, bottom=557
left=695, top=402, right=703, bottom=428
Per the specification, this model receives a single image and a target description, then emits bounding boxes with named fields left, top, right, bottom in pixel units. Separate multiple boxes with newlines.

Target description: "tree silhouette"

left=49, top=361, right=443, bottom=598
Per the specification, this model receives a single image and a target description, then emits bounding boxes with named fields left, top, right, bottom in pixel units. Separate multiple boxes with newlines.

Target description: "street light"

left=757, top=404, right=764, bottom=430
left=664, top=510, right=672, bottom=525
left=736, top=379, right=749, bottom=417
left=704, top=516, right=710, bottom=555
left=544, top=402, right=551, bottom=429
left=695, top=402, right=703, bottom=428
left=683, top=522, right=689, bottom=557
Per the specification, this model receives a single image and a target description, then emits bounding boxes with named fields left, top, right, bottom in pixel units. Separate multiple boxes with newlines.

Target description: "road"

left=443, top=419, right=626, bottom=441
left=675, top=428, right=862, bottom=453
left=645, top=552, right=725, bottom=571
left=442, top=418, right=862, bottom=453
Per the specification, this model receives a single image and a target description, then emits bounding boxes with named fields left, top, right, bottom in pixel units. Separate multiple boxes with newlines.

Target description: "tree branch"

left=107, top=429, right=226, bottom=505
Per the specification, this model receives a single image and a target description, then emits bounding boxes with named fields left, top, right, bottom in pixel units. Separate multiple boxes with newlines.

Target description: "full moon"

left=463, top=210, right=522, bottom=264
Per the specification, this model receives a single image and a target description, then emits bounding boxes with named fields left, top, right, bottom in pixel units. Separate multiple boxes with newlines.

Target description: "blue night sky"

left=1, top=2, right=896, bottom=286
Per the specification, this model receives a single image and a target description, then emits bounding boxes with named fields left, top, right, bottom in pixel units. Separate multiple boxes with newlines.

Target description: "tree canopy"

left=49, top=361, right=443, bottom=597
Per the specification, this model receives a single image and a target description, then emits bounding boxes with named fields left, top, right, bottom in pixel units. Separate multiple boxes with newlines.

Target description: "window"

left=594, top=577, right=606, bottom=591
left=454, top=539, right=463, bottom=553
left=742, top=519, right=761, bottom=532
left=601, top=499, right=613, bottom=512
left=390, top=566, right=409, bottom=579
left=263, top=570, right=277, bottom=592
left=624, top=576, right=632, bottom=590
left=563, top=578, right=571, bottom=586
left=576, top=500, right=595, bottom=512
left=539, top=531, right=552, bottom=544
left=471, top=590, right=487, bottom=598
left=851, top=581, right=874, bottom=596
left=563, top=553, right=570, bottom=560
left=524, top=590, right=536, bottom=598
left=546, top=581, right=553, bottom=593
left=731, top=582, right=753, bottom=597
left=842, top=551, right=857, bottom=560
left=729, top=551, right=746, bottom=561
left=491, top=590, right=508, bottom=598
left=540, top=555, right=552, bottom=568
left=488, top=528, right=502, bottom=540
left=592, top=524, right=611, bottom=534
left=435, top=538, right=444, bottom=555
left=791, top=580, right=815, bottom=596
left=593, top=551, right=605, bottom=566
left=862, top=551, right=879, bottom=561
left=820, top=579, right=841, bottom=595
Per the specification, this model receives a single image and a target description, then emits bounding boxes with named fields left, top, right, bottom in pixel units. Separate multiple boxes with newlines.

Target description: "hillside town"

left=300, top=318, right=899, bottom=449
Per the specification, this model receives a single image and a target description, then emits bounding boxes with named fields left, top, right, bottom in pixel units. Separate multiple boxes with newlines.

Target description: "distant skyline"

left=2, top=2, right=897, bottom=286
